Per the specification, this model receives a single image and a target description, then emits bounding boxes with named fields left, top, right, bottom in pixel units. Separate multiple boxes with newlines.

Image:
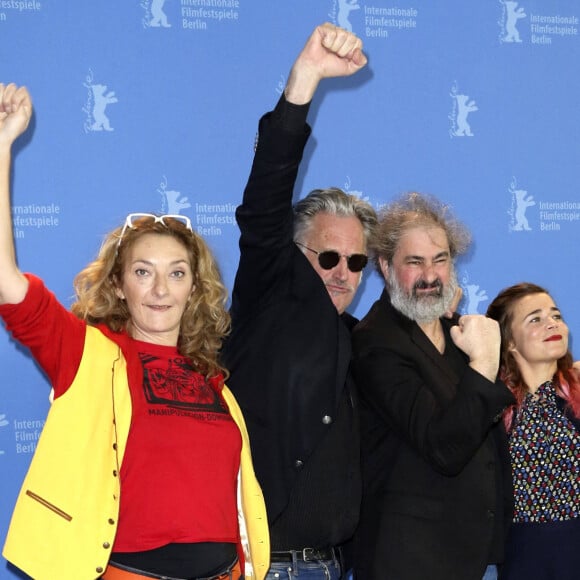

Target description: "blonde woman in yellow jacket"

left=0, top=83, right=269, bottom=580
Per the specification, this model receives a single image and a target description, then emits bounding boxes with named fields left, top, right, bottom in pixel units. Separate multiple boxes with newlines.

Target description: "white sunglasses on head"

left=116, top=213, right=193, bottom=250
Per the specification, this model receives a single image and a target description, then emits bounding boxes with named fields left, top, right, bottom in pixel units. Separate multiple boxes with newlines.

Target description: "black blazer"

left=352, top=290, right=515, bottom=580
left=222, top=104, right=356, bottom=525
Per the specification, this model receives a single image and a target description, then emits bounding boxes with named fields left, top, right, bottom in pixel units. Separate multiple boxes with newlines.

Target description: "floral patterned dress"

left=501, top=381, right=580, bottom=579
left=510, top=381, right=580, bottom=523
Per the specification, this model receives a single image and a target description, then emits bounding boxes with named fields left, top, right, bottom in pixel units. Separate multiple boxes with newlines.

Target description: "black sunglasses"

left=296, top=242, right=368, bottom=273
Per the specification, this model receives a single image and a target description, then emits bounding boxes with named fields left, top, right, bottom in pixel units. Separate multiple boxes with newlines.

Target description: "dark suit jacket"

left=221, top=102, right=358, bottom=532
left=352, top=290, right=515, bottom=580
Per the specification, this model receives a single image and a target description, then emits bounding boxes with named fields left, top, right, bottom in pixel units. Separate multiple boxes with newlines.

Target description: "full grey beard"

left=387, top=269, right=458, bottom=324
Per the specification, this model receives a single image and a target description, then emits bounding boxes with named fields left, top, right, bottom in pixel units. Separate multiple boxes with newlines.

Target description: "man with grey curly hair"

left=373, top=191, right=470, bottom=324
left=352, top=191, right=515, bottom=580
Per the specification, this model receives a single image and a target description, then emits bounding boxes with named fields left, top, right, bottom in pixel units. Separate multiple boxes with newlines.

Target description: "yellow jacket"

left=3, top=326, right=269, bottom=580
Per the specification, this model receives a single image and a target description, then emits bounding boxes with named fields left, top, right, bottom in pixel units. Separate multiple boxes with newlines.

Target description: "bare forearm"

left=284, top=22, right=367, bottom=106
left=0, top=83, right=32, bottom=304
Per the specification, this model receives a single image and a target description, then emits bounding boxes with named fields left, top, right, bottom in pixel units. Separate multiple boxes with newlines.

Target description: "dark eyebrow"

left=404, top=251, right=450, bottom=261
left=523, top=306, right=560, bottom=320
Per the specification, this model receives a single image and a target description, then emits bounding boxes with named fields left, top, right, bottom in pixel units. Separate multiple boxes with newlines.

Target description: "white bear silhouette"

left=453, top=94, right=478, bottom=137
left=90, top=84, right=117, bottom=132
left=503, top=1, right=526, bottom=43
left=150, top=0, right=171, bottom=28
left=513, top=189, right=535, bottom=231
left=337, top=0, right=360, bottom=32
left=164, top=190, right=191, bottom=215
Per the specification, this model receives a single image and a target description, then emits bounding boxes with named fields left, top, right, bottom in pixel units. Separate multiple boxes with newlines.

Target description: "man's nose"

left=333, top=255, right=349, bottom=279
left=421, top=262, right=438, bottom=282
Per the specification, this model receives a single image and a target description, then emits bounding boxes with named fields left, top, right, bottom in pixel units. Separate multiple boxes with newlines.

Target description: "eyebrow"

left=131, top=258, right=190, bottom=266
left=405, top=251, right=449, bottom=261
left=523, top=306, right=561, bottom=320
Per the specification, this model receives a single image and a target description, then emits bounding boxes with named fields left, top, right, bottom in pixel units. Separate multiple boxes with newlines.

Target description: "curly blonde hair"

left=71, top=216, right=231, bottom=380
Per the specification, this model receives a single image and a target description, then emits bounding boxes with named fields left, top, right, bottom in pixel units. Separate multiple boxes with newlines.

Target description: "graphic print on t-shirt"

left=139, top=352, right=227, bottom=414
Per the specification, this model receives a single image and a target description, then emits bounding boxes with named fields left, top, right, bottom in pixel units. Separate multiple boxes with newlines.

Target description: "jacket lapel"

left=379, top=289, right=460, bottom=384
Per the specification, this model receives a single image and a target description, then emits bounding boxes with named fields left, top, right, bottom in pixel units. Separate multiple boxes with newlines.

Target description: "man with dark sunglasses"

left=294, top=242, right=368, bottom=272
left=222, top=23, right=376, bottom=580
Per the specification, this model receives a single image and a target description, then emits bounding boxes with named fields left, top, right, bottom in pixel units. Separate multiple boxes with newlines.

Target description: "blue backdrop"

left=1, top=1, right=579, bottom=577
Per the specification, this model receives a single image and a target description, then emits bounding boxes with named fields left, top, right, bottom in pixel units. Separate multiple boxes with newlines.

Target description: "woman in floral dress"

left=487, top=283, right=580, bottom=580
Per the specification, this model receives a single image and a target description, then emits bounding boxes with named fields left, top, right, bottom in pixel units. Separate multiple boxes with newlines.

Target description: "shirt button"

left=294, top=459, right=303, bottom=469
left=96, top=567, right=104, bottom=574
left=322, top=415, right=333, bottom=425
left=108, top=518, right=115, bottom=525
left=487, top=510, right=495, bottom=519
left=103, top=542, right=111, bottom=549
left=113, top=470, right=118, bottom=477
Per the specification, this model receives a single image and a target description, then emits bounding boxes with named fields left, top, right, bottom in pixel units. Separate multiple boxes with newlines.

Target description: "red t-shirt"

left=0, top=274, right=242, bottom=551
